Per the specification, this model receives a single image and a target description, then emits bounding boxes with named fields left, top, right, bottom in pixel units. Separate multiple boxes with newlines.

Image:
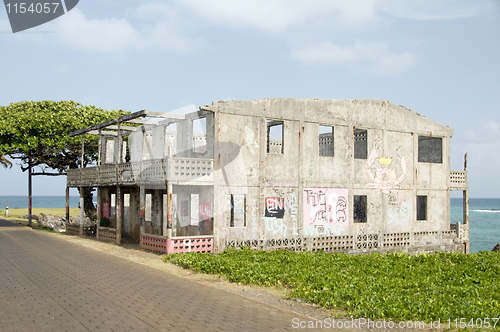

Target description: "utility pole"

left=28, top=157, right=32, bottom=226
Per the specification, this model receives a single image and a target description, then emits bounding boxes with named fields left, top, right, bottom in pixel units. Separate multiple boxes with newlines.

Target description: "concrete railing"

left=98, top=227, right=117, bottom=242
left=450, top=171, right=467, bottom=190
left=67, top=157, right=213, bottom=187
left=66, top=224, right=81, bottom=236
left=225, top=228, right=463, bottom=254
left=140, top=234, right=213, bottom=254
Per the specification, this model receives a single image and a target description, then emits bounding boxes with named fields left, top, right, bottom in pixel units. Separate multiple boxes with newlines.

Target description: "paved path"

left=0, top=222, right=332, bottom=332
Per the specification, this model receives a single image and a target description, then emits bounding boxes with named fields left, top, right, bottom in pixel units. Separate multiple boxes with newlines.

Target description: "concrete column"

left=79, top=187, right=84, bottom=236
left=140, top=186, right=145, bottom=235
left=167, top=183, right=173, bottom=239
left=116, top=186, right=122, bottom=244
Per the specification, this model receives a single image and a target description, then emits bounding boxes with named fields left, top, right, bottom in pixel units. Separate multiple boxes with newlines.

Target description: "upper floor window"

left=267, top=120, right=283, bottom=154
left=319, top=125, right=334, bottom=157
left=418, top=136, right=442, bottom=163
left=354, top=128, right=367, bottom=159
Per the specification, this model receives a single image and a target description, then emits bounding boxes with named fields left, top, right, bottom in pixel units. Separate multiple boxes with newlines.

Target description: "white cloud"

left=485, top=121, right=499, bottom=132
left=175, top=0, right=497, bottom=33
left=55, top=9, right=140, bottom=55
left=175, top=0, right=379, bottom=33
left=378, top=0, right=498, bottom=20
left=53, top=6, right=203, bottom=55
left=291, top=41, right=419, bottom=75
left=134, top=3, right=204, bottom=52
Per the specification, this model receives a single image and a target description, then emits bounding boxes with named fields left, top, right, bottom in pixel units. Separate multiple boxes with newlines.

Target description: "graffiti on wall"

left=199, top=202, right=211, bottom=222
left=103, top=202, right=110, bottom=218
left=365, top=138, right=406, bottom=203
left=303, top=188, right=349, bottom=226
left=263, top=189, right=299, bottom=237
left=387, top=202, right=412, bottom=224
left=265, top=197, right=285, bottom=218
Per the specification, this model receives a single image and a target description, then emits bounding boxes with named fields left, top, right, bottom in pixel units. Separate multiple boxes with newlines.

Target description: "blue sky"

left=0, top=0, right=499, bottom=197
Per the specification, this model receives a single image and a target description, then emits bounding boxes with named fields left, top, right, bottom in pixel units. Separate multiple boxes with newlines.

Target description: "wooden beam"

left=104, top=125, right=136, bottom=131
left=88, top=130, right=118, bottom=137
left=69, top=110, right=147, bottom=137
left=144, top=111, right=186, bottom=120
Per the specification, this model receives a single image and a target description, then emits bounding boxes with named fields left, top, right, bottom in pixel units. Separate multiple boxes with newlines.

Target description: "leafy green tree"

left=0, top=155, right=12, bottom=168
left=0, top=101, right=128, bottom=220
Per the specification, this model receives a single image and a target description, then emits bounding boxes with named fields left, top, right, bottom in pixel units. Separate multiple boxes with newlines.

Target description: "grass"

left=0, top=207, right=79, bottom=219
left=0, top=207, right=79, bottom=232
left=166, top=248, right=500, bottom=324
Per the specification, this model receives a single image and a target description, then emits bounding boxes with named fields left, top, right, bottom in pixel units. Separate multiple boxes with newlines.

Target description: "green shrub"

left=99, top=217, right=110, bottom=227
left=165, top=249, right=500, bottom=323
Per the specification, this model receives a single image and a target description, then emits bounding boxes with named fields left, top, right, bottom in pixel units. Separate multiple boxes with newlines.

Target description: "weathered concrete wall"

left=204, top=98, right=462, bottom=254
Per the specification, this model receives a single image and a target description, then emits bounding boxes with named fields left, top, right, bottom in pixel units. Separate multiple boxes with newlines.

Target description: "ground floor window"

left=353, top=195, right=367, bottom=223
left=417, top=195, right=427, bottom=220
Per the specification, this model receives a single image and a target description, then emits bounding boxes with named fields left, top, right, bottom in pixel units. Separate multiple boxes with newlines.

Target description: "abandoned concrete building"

left=66, top=98, right=470, bottom=254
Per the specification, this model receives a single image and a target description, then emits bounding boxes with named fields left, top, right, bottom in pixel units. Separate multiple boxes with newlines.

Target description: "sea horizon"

left=1, top=196, right=498, bottom=253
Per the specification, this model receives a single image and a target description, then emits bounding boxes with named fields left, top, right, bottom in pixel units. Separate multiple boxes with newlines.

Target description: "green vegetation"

left=0, top=100, right=127, bottom=173
left=0, top=207, right=79, bottom=219
left=166, top=249, right=500, bottom=323
left=0, top=101, right=128, bottom=219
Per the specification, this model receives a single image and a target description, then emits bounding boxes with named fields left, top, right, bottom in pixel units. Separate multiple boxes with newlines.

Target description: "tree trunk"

left=78, top=187, right=97, bottom=222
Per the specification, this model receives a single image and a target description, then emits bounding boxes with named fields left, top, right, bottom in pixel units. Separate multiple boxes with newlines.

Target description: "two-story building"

left=66, top=98, right=469, bottom=254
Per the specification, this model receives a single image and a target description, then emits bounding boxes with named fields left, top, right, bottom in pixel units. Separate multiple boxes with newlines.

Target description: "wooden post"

left=463, top=153, right=469, bottom=254
left=79, top=187, right=84, bottom=236
left=28, top=159, right=32, bottom=226
left=140, top=186, right=145, bottom=235
left=65, top=186, right=70, bottom=224
left=96, top=187, right=102, bottom=239
left=463, top=153, right=469, bottom=225
left=81, top=134, right=85, bottom=168
left=79, top=134, right=85, bottom=236
left=116, top=186, right=122, bottom=244
left=97, top=129, right=102, bottom=166
left=117, top=122, right=122, bottom=163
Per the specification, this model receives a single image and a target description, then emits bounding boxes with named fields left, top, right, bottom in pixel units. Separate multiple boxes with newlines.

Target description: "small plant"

left=99, top=217, right=110, bottom=227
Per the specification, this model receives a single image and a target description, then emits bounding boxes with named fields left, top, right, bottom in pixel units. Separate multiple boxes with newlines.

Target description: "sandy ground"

left=21, top=228, right=445, bottom=331
left=47, top=232, right=336, bottom=322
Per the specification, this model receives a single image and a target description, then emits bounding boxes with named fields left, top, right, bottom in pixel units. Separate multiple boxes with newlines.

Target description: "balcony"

left=67, top=157, right=213, bottom=187
left=450, top=171, right=467, bottom=190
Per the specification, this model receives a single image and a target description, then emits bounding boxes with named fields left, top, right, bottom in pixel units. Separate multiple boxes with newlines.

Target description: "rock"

left=22, top=214, right=39, bottom=221
left=37, top=214, right=67, bottom=232
left=492, top=243, right=500, bottom=252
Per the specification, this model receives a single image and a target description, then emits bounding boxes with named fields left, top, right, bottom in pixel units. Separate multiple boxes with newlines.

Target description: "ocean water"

left=0, top=196, right=80, bottom=209
left=451, top=198, right=500, bottom=253
left=1, top=196, right=498, bottom=253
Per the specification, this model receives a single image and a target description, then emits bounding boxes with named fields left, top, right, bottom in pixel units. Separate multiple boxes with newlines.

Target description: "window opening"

left=353, top=195, right=367, bottom=223
left=267, top=120, right=284, bottom=154
left=417, top=195, right=427, bottom=221
left=354, top=128, right=367, bottom=159
left=192, top=118, right=207, bottom=154
left=228, top=194, right=246, bottom=227
left=418, top=136, right=442, bottom=163
left=319, top=125, right=334, bottom=157
left=190, top=194, right=199, bottom=226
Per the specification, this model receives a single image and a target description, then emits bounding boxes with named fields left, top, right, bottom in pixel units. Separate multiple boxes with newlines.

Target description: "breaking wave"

left=472, top=209, right=500, bottom=213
